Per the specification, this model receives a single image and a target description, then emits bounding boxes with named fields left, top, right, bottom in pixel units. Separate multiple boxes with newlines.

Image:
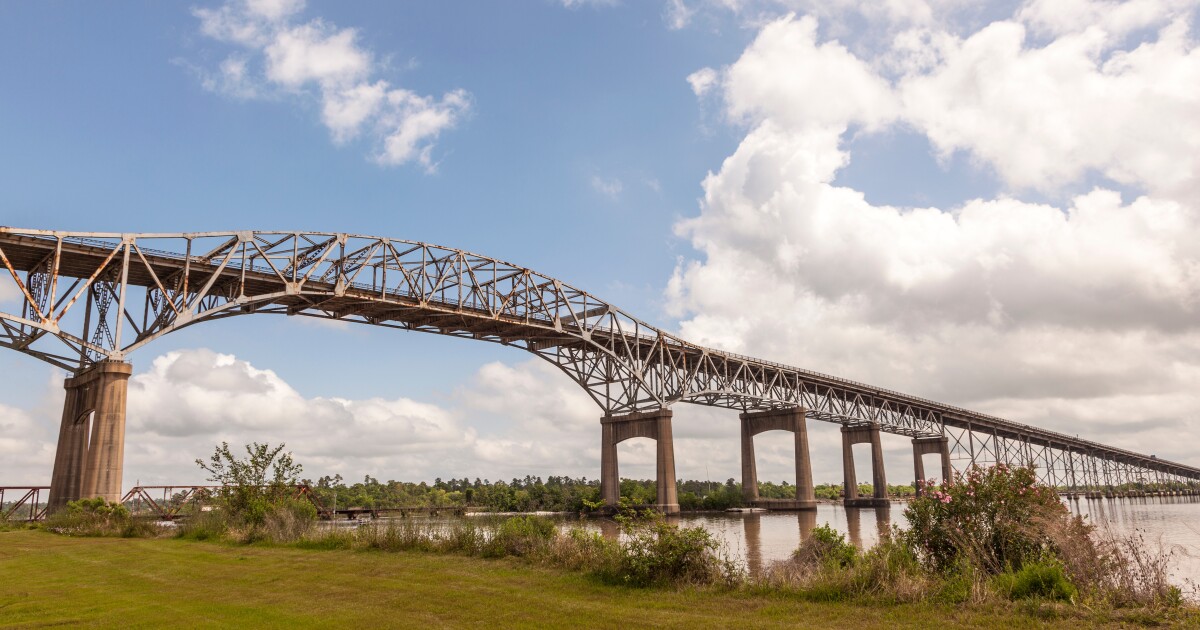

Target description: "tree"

left=195, top=441, right=305, bottom=525
left=196, top=441, right=303, bottom=488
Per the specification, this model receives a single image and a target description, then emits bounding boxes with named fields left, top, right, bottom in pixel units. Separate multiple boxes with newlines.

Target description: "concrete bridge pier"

left=48, top=360, right=132, bottom=512
left=600, top=409, right=679, bottom=515
left=739, top=407, right=816, bottom=510
left=912, top=436, right=952, bottom=496
left=841, top=423, right=889, bottom=508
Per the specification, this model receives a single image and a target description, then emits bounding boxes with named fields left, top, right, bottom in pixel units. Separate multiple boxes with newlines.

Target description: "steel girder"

left=1, top=227, right=1198, bottom=486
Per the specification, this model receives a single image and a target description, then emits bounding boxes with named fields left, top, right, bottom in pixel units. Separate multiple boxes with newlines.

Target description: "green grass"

left=0, top=529, right=1189, bottom=628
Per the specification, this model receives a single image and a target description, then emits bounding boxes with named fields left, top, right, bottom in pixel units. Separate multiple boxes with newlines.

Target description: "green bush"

left=995, top=558, right=1077, bottom=602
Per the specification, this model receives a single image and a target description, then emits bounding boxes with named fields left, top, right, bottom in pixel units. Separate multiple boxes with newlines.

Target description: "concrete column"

left=912, top=436, right=951, bottom=497
left=600, top=422, right=619, bottom=507
left=870, top=425, right=887, bottom=501
left=794, top=413, right=816, bottom=506
left=599, top=409, right=678, bottom=515
left=740, top=418, right=759, bottom=503
left=739, top=407, right=815, bottom=510
left=48, top=388, right=89, bottom=510
left=655, top=413, right=678, bottom=511
left=842, top=428, right=859, bottom=501
left=842, top=423, right=888, bottom=507
left=48, top=361, right=133, bottom=511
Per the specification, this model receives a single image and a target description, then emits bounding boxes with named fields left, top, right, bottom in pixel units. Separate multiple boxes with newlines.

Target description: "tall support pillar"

left=912, top=436, right=951, bottom=496
left=48, top=360, right=133, bottom=511
left=739, top=407, right=815, bottom=510
left=600, top=422, right=619, bottom=507
left=841, top=423, right=889, bottom=508
left=599, top=409, right=679, bottom=515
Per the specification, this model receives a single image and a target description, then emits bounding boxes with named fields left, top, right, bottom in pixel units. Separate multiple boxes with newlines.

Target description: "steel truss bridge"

left=1, top=227, right=1197, bottom=495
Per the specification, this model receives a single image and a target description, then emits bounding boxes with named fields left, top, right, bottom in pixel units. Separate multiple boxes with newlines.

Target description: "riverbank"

left=0, top=530, right=1193, bottom=628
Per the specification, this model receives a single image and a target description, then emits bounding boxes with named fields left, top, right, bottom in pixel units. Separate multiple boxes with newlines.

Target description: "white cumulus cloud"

left=191, top=0, right=471, bottom=170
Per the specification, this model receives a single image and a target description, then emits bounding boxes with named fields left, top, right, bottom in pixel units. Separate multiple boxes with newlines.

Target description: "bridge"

left=1, top=227, right=1197, bottom=514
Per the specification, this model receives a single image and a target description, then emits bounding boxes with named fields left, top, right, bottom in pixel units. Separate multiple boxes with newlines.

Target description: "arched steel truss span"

left=1, top=227, right=1198, bottom=489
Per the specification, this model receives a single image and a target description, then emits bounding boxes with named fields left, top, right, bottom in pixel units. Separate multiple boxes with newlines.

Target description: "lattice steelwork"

left=2, top=228, right=1197, bottom=490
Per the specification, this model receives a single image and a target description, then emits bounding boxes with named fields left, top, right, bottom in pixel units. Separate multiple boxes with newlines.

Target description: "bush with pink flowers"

left=904, top=464, right=1067, bottom=575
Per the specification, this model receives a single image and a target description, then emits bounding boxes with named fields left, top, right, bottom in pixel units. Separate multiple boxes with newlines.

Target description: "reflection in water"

left=845, top=507, right=861, bottom=548
left=744, top=514, right=763, bottom=575
left=875, top=506, right=891, bottom=540
left=798, top=509, right=817, bottom=543
left=841, top=507, right=891, bottom=548
left=744, top=511, right=818, bottom=574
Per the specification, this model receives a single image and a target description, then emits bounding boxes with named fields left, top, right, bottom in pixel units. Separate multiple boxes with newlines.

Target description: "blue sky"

left=0, top=2, right=746, bottom=395
left=3, top=0, right=1199, bottom=486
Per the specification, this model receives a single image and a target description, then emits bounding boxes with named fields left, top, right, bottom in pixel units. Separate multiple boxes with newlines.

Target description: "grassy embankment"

left=0, top=528, right=1146, bottom=629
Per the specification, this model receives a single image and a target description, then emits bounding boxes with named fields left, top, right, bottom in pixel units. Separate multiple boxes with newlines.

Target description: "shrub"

left=904, top=464, right=1067, bottom=574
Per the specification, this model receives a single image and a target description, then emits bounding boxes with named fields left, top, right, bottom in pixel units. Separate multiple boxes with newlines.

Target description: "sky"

left=2, top=0, right=1200, bottom=489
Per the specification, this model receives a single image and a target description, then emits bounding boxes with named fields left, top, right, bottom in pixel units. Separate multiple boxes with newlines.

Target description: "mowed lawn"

left=0, top=529, right=1159, bottom=628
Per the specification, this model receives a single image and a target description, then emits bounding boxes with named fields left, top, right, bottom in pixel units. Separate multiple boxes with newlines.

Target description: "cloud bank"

left=669, top=2, right=1200, bottom=465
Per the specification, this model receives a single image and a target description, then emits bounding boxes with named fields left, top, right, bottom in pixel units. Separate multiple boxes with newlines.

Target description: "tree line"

left=301, top=474, right=917, bottom=513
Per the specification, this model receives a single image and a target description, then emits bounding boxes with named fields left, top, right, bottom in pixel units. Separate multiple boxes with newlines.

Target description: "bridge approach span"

left=1, top=228, right=1197, bottom=511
